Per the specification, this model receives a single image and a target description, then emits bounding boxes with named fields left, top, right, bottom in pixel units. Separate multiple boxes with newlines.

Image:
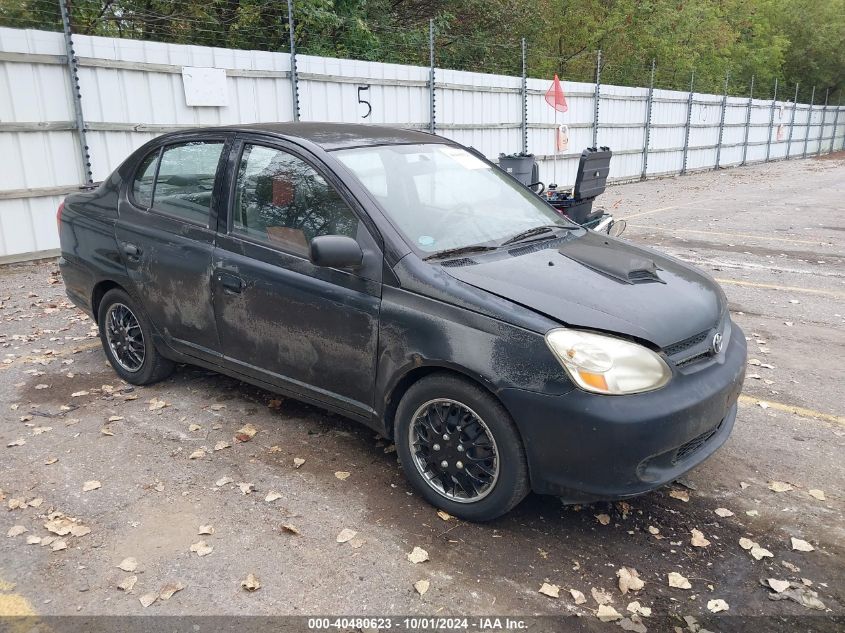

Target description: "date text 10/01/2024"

left=307, top=617, right=528, bottom=630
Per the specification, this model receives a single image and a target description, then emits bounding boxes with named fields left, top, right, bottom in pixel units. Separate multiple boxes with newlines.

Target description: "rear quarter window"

left=131, top=149, right=159, bottom=207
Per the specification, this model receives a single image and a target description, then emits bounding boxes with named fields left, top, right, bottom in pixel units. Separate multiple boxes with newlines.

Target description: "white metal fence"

left=1, top=26, right=843, bottom=261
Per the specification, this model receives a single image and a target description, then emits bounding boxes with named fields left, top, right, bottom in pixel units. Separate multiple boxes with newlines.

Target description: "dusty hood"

left=440, top=232, right=725, bottom=349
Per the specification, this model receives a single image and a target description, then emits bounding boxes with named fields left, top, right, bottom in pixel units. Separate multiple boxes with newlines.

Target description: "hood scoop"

left=558, top=232, right=663, bottom=284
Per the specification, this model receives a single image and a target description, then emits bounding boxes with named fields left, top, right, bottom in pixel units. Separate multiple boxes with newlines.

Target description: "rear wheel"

left=97, top=288, right=174, bottom=385
left=395, top=373, right=529, bottom=521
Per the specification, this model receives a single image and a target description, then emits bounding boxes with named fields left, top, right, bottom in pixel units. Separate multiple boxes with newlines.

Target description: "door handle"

left=216, top=272, right=244, bottom=294
left=122, top=243, right=142, bottom=259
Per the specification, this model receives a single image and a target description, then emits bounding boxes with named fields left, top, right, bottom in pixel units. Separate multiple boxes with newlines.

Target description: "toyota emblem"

left=712, top=332, right=723, bottom=354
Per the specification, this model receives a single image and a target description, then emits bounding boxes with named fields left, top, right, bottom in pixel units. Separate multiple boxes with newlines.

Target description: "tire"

left=97, top=288, right=175, bottom=385
left=395, top=373, right=530, bottom=521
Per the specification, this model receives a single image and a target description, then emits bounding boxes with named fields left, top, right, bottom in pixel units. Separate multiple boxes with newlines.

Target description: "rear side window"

left=132, top=149, right=159, bottom=207
left=232, top=144, right=358, bottom=256
left=152, top=141, right=224, bottom=225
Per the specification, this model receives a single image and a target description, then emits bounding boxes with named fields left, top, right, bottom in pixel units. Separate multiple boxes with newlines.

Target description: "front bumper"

left=499, top=323, right=747, bottom=501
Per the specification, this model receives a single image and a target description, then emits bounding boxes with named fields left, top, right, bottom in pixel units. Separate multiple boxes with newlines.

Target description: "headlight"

left=545, top=328, right=671, bottom=395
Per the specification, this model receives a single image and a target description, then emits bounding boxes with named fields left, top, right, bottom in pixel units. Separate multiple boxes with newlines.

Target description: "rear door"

left=212, top=136, right=382, bottom=416
left=116, top=135, right=230, bottom=361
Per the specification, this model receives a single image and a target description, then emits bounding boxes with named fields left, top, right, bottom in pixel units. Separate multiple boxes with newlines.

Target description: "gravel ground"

left=0, top=155, right=843, bottom=631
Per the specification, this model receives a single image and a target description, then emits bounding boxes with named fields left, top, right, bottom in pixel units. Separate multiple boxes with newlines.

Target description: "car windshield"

left=334, top=144, right=574, bottom=255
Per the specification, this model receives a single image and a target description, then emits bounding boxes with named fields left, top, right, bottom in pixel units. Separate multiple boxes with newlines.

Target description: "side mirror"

left=309, top=235, right=363, bottom=269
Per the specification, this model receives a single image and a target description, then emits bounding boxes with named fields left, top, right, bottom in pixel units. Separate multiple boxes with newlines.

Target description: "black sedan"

left=58, top=123, right=746, bottom=520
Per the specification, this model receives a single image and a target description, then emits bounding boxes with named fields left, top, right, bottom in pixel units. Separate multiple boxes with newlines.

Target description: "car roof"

left=176, top=122, right=449, bottom=151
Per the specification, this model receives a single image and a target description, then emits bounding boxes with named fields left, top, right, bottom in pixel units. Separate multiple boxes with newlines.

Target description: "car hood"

left=439, top=231, right=725, bottom=349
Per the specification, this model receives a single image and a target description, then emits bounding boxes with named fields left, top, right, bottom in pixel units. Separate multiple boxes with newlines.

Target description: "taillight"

left=57, top=200, right=65, bottom=233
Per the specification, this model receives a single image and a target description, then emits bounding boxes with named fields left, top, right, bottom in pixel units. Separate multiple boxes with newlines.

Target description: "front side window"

left=131, top=149, right=159, bottom=207
left=151, top=141, right=224, bottom=225
left=335, top=144, right=573, bottom=254
left=232, top=144, right=358, bottom=255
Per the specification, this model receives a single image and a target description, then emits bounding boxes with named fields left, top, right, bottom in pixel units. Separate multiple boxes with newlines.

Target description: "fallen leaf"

left=198, top=525, right=214, bottom=535
left=265, top=491, right=283, bottom=503
left=739, top=537, right=755, bottom=550
left=667, top=572, right=691, bottom=589
left=44, top=457, right=59, bottom=465
left=595, top=513, right=611, bottom=525
left=147, top=398, right=167, bottom=411
left=596, top=604, right=622, bottom=622
left=782, top=560, right=801, bottom=573
left=210, top=404, right=226, bottom=411
left=591, top=587, right=613, bottom=605
left=538, top=583, right=560, bottom=598
left=241, top=573, right=261, bottom=591
left=336, top=528, right=357, bottom=544
left=100, top=427, right=115, bottom=436
left=334, top=471, right=351, bottom=480
left=69, top=525, right=91, bottom=537
left=188, top=449, right=205, bottom=460
left=669, top=489, right=689, bottom=502
left=190, top=540, right=213, bottom=557
left=408, top=546, right=429, bottom=564
left=436, top=510, right=451, bottom=521
left=51, top=539, right=67, bottom=552
left=751, top=545, right=774, bottom=560
left=237, top=482, right=254, bottom=495
left=740, top=481, right=750, bottom=489
left=44, top=518, right=74, bottom=535
left=268, top=445, right=282, bottom=453
left=707, top=599, right=729, bottom=613
left=281, top=524, right=301, bottom=536
left=767, top=583, right=826, bottom=610
left=746, top=509, right=759, bottom=517
left=618, top=616, right=647, bottom=633
left=626, top=601, right=651, bottom=617
left=82, top=480, right=101, bottom=492
left=117, top=557, right=138, bottom=572
left=807, top=489, right=825, bottom=501
left=714, top=508, right=734, bottom=517
left=188, top=424, right=202, bottom=432
left=26, top=535, right=41, bottom=545
left=7, top=438, right=25, bottom=447
left=791, top=538, right=814, bottom=552
left=768, top=578, right=790, bottom=593
left=214, top=441, right=230, bottom=451
left=768, top=481, right=793, bottom=493
left=7, top=525, right=27, bottom=537
left=215, top=477, right=233, bottom=487
left=349, top=538, right=365, bottom=549
left=71, top=390, right=89, bottom=397
left=107, top=416, right=124, bottom=422
left=414, top=579, right=430, bottom=596
left=570, top=589, right=587, bottom=604
left=690, top=528, right=711, bottom=548
left=139, top=593, right=158, bottom=608
left=235, top=423, right=258, bottom=442
left=117, top=576, right=137, bottom=592
left=158, top=582, right=184, bottom=600
left=293, top=457, right=305, bottom=468
left=617, top=567, right=644, bottom=594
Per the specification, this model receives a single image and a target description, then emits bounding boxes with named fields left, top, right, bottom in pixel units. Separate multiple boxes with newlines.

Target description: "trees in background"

left=1, top=0, right=842, bottom=99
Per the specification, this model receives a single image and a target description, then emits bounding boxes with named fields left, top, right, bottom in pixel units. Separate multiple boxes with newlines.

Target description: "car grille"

left=663, top=330, right=709, bottom=357
left=507, top=236, right=567, bottom=258
left=440, top=257, right=479, bottom=267
left=673, top=418, right=724, bottom=464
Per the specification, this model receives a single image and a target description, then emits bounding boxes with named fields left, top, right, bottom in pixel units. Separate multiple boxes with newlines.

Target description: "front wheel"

left=395, top=373, right=530, bottom=521
left=97, top=288, right=175, bottom=385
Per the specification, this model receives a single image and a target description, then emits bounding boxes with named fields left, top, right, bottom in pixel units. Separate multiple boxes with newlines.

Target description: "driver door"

left=212, top=137, right=383, bottom=417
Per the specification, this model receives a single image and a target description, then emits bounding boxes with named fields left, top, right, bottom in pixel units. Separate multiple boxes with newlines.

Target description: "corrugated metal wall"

left=2, top=26, right=844, bottom=260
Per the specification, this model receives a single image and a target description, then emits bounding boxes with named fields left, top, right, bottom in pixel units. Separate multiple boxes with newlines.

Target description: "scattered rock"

left=690, top=529, right=711, bottom=547
left=414, top=579, right=430, bottom=596
left=241, top=573, right=261, bottom=592
left=596, top=604, right=622, bottom=622
left=616, top=567, right=644, bottom=594
left=707, top=599, right=729, bottom=613
left=538, top=583, right=560, bottom=598
left=667, top=572, right=691, bottom=589
left=791, top=538, right=814, bottom=552
left=336, top=528, right=357, bottom=544
left=408, top=546, right=429, bottom=564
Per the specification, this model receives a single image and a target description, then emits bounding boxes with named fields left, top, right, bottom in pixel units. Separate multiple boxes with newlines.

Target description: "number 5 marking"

left=358, top=85, right=372, bottom=119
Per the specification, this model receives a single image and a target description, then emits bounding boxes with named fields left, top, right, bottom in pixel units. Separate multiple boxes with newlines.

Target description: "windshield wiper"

left=500, top=224, right=570, bottom=246
left=423, top=244, right=499, bottom=262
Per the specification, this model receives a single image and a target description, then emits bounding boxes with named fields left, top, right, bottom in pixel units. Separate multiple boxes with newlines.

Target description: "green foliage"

left=0, top=0, right=841, bottom=100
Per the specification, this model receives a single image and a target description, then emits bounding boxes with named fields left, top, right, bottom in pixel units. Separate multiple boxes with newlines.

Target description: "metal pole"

left=786, top=83, right=799, bottom=159
left=765, top=78, right=778, bottom=162
left=592, top=49, right=601, bottom=147
left=640, top=59, right=655, bottom=180
left=715, top=71, right=729, bottom=169
left=830, top=101, right=841, bottom=153
left=817, top=89, right=829, bottom=156
left=681, top=71, right=695, bottom=175
left=428, top=19, right=435, bottom=134
left=286, top=0, right=300, bottom=122
left=521, top=38, right=527, bottom=154
left=803, top=86, right=815, bottom=158
left=741, top=75, right=754, bottom=165
left=59, top=0, right=92, bottom=184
